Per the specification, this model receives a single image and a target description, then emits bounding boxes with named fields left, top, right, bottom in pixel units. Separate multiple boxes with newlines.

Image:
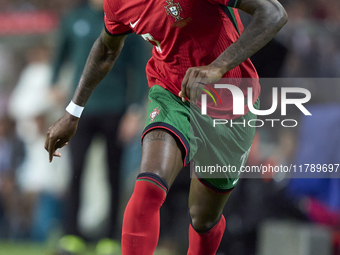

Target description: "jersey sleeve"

left=103, top=0, right=132, bottom=36
left=208, top=0, right=239, bottom=8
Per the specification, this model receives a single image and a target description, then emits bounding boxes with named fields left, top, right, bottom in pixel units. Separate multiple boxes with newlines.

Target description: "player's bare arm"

left=180, top=0, right=288, bottom=102
left=45, top=30, right=127, bottom=162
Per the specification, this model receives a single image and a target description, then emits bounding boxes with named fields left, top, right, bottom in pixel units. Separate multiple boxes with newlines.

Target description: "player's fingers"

left=60, top=142, right=68, bottom=148
left=187, top=70, right=203, bottom=102
left=193, top=82, right=205, bottom=104
left=193, top=78, right=205, bottom=103
left=48, top=140, right=54, bottom=163
left=186, top=78, right=192, bottom=100
left=48, top=136, right=58, bottom=163
left=197, top=70, right=207, bottom=79
left=55, top=139, right=68, bottom=150
left=189, top=80, right=199, bottom=104
left=44, top=131, right=51, bottom=151
left=53, top=152, right=62, bottom=158
left=186, top=69, right=200, bottom=101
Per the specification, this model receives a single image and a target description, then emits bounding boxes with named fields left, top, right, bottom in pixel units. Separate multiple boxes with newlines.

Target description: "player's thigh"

left=140, top=128, right=184, bottom=188
left=188, top=177, right=231, bottom=230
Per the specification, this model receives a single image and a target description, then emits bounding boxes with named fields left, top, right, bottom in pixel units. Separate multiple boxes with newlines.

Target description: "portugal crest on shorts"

left=165, top=0, right=183, bottom=21
left=149, top=107, right=161, bottom=122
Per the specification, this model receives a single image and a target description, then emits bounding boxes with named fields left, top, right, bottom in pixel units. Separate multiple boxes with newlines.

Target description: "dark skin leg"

left=140, top=129, right=184, bottom=187
left=188, top=177, right=231, bottom=232
left=141, top=128, right=231, bottom=233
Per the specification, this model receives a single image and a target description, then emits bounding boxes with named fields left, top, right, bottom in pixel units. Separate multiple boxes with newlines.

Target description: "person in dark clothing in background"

left=50, top=0, right=149, bottom=253
left=0, top=115, right=26, bottom=239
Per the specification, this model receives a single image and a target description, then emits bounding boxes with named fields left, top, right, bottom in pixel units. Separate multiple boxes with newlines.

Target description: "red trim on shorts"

left=141, top=124, right=189, bottom=167
left=192, top=165, right=235, bottom=194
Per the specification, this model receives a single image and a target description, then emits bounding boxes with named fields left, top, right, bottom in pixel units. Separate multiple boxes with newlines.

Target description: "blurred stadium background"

left=0, top=0, right=340, bottom=254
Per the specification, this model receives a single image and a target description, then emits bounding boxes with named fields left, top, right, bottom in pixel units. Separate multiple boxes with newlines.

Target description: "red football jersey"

left=104, top=0, right=260, bottom=119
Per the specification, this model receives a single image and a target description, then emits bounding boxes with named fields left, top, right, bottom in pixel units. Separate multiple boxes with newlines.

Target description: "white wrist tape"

left=66, top=101, right=84, bottom=118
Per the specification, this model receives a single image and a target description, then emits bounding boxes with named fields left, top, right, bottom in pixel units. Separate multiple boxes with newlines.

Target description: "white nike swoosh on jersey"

left=130, top=19, right=140, bottom=28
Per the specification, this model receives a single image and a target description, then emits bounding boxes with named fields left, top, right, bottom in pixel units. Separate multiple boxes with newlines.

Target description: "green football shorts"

left=141, top=85, right=259, bottom=193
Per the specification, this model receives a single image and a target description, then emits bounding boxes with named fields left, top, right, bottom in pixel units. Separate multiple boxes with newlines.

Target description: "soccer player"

left=45, top=0, right=287, bottom=254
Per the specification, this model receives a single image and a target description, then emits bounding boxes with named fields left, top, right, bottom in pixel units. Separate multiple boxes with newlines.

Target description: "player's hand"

left=44, top=112, right=79, bottom=162
left=179, top=64, right=224, bottom=103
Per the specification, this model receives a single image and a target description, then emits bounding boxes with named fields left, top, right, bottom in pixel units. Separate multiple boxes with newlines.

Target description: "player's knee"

left=128, top=172, right=168, bottom=214
left=139, top=158, right=171, bottom=182
left=189, top=205, right=221, bottom=233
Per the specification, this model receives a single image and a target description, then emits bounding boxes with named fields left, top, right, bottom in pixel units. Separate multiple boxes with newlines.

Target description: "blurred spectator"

left=279, top=0, right=340, bottom=78
left=49, top=0, right=149, bottom=252
left=288, top=106, right=340, bottom=254
left=0, top=114, right=26, bottom=239
left=8, top=45, right=70, bottom=241
left=9, top=45, right=53, bottom=124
